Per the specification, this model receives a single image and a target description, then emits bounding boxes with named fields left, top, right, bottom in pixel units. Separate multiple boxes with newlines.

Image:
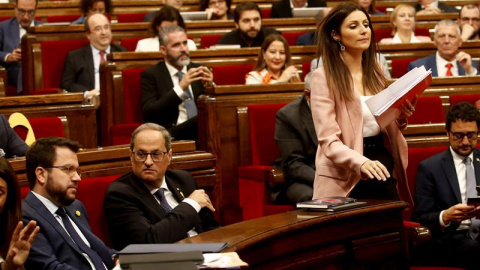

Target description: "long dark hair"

left=253, top=34, right=292, bottom=72
left=316, top=2, right=384, bottom=101
left=0, top=158, right=21, bottom=257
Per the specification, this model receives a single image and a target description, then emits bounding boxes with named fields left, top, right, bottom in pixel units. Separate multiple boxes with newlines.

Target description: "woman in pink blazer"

left=311, top=2, right=416, bottom=204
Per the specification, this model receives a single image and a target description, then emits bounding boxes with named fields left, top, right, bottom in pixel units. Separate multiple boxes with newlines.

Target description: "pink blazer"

left=310, top=67, right=412, bottom=206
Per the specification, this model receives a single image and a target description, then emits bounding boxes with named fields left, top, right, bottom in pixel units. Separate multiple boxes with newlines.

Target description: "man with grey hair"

left=141, top=25, right=214, bottom=141
left=458, top=4, right=480, bottom=41
left=272, top=72, right=316, bottom=204
left=103, top=123, right=219, bottom=250
left=408, top=19, right=478, bottom=77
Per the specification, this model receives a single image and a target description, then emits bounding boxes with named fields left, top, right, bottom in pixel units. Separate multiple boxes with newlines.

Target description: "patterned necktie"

left=99, top=51, right=106, bottom=63
left=465, top=157, right=480, bottom=239
left=55, top=208, right=106, bottom=270
left=445, top=63, right=453, bottom=76
left=176, top=71, right=197, bottom=119
left=155, top=188, right=173, bottom=214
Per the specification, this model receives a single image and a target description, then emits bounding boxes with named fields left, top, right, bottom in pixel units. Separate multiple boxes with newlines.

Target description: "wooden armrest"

left=404, top=221, right=431, bottom=248
left=265, top=167, right=285, bottom=187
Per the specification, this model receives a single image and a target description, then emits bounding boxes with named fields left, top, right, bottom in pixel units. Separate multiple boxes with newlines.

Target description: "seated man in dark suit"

left=408, top=20, right=478, bottom=77
left=61, top=13, right=126, bottom=100
left=412, top=102, right=480, bottom=269
left=103, top=123, right=219, bottom=250
left=270, top=0, right=325, bottom=19
left=217, top=1, right=280, bottom=47
left=0, top=0, right=43, bottom=93
left=0, top=114, right=27, bottom=158
left=273, top=72, right=316, bottom=204
left=23, top=137, right=117, bottom=270
left=141, top=25, right=214, bottom=141
left=415, top=0, right=458, bottom=15
left=296, top=8, right=329, bottom=46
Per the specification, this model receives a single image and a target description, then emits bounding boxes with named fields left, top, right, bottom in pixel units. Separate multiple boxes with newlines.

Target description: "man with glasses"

left=408, top=19, right=479, bottom=77
left=103, top=123, right=219, bottom=250
left=0, top=0, right=42, bottom=94
left=458, top=4, right=480, bottom=41
left=412, top=102, right=480, bottom=269
left=22, top=137, right=118, bottom=270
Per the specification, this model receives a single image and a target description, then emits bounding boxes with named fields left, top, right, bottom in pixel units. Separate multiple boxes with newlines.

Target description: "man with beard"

left=61, top=13, right=126, bottom=100
left=0, top=0, right=43, bottom=93
left=458, top=4, right=480, bottom=41
left=22, top=137, right=118, bottom=270
left=217, top=1, right=280, bottom=47
left=141, top=25, right=214, bottom=140
left=412, top=102, right=480, bottom=269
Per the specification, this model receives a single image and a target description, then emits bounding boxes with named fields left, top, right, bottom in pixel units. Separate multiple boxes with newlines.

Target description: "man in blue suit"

left=413, top=102, right=480, bottom=269
left=0, top=0, right=43, bottom=93
left=408, top=19, right=478, bottom=77
left=22, top=137, right=117, bottom=270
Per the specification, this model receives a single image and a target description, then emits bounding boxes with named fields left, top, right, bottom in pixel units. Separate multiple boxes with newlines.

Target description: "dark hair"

left=200, top=0, right=232, bottom=17
left=150, top=5, right=186, bottom=37
left=459, top=4, right=480, bottom=19
left=84, top=13, right=109, bottom=33
left=316, top=2, right=384, bottom=101
left=446, top=102, right=480, bottom=132
left=26, top=137, right=80, bottom=189
left=253, top=34, right=292, bottom=72
left=233, top=1, right=261, bottom=24
left=0, top=158, right=21, bottom=257
left=130, top=123, right=172, bottom=152
left=80, top=0, right=112, bottom=16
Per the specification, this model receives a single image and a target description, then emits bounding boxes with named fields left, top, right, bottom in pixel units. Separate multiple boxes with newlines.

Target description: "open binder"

left=365, top=66, right=432, bottom=128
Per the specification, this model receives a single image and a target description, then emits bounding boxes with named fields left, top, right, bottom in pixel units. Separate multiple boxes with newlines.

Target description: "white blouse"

left=360, top=95, right=381, bottom=137
left=135, top=37, right=197, bottom=52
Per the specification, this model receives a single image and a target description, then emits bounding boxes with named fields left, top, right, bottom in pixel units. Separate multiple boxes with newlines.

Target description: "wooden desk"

left=0, top=93, right=98, bottom=148
left=179, top=200, right=408, bottom=269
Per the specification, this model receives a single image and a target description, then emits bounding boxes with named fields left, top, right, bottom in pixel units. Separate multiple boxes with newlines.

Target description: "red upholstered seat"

left=409, top=96, right=444, bottom=125
left=200, top=34, right=222, bottom=49
left=212, top=64, right=253, bottom=85
left=449, top=94, right=480, bottom=107
left=0, top=16, right=11, bottom=22
left=391, top=58, right=418, bottom=79
left=282, top=32, right=305, bottom=46
left=238, top=103, right=295, bottom=221
left=13, top=116, right=66, bottom=141
left=41, top=39, right=90, bottom=90
left=414, top=27, right=431, bottom=38
left=120, top=37, right=143, bottom=52
left=302, top=61, right=311, bottom=79
left=376, top=6, right=387, bottom=13
left=111, top=68, right=145, bottom=145
left=47, top=14, right=81, bottom=23
left=261, top=8, right=271, bottom=19
left=116, top=13, right=146, bottom=23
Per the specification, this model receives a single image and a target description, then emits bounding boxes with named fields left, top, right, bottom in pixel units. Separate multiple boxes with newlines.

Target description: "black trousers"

left=349, top=134, right=400, bottom=201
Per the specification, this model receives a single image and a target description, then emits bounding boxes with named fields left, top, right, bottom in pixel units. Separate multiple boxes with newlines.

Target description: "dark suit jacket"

left=141, top=61, right=206, bottom=139
left=296, top=32, right=315, bottom=46
left=103, top=170, right=219, bottom=250
left=270, top=0, right=326, bottom=18
left=412, top=149, right=480, bottom=239
left=0, top=17, right=43, bottom=91
left=23, top=192, right=116, bottom=270
left=414, top=2, right=458, bottom=13
left=60, top=44, right=126, bottom=93
left=0, top=114, right=27, bottom=158
left=408, top=54, right=480, bottom=77
left=217, top=27, right=280, bottom=47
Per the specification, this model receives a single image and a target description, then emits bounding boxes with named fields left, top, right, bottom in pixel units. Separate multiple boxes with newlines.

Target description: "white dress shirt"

left=165, top=62, right=195, bottom=125
left=435, top=52, right=477, bottom=77
left=135, top=37, right=197, bottom=52
left=91, top=44, right=111, bottom=90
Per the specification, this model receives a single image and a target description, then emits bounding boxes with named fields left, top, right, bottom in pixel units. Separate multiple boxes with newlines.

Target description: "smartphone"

left=467, top=197, right=480, bottom=207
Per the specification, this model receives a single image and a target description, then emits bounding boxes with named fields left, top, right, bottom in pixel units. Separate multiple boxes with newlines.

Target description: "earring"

left=336, top=40, right=345, bottom=51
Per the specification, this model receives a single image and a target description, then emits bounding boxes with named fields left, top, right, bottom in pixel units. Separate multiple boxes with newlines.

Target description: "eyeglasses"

left=132, top=151, right=168, bottom=162
left=46, top=165, right=82, bottom=178
left=450, top=131, right=478, bottom=141
left=209, top=0, right=225, bottom=7
left=461, top=17, right=480, bottom=23
left=16, top=8, right=36, bottom=16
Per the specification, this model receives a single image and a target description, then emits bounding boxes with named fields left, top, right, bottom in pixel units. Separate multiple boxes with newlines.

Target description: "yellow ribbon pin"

left=177, top=188, right=185, bottom=199
left=76, top=210, right=81, bottom=217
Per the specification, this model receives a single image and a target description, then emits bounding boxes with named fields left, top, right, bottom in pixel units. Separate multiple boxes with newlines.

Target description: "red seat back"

left=282, top=32, right=305, bottom=46
left=449, top=94, right=480, bottom=107
left=414, top=27, right=430, bottom=38
left=122, top=68, right=145, bottom=124
left=261, top=8, right=271, bottom=19
left=391, top=58, right=418, bottom=79
left=120, top=37, right=143, bottom=52
left=409, top=96, right=445, bottom=125
left=13, top=116, right=65, bottom=141
left=374, top=29, right=392, bottom=42
left=200, top=34, right=222, bottom=49
left=212, top=64, right=253, bottom=85
left=248, top=103, right=286, bottom=165
left=116, top=13, right=147, bottom=23
left=41, top=39, right=90, bottom=89
left=302, top=61, right=311, bottom=79
left=47, top=15, right=81, bottom=23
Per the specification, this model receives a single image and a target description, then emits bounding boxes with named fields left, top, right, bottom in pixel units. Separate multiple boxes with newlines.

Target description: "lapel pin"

left=176, top=188, right=185, bottom=199
left=75, top=210, right=81, bottom=217
left=476, top=158, right=480, bottom=162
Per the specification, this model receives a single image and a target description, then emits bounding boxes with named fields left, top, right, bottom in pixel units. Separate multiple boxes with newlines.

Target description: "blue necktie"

left=465, top=157, right=480, bottom=239
left=155, top=188, right=173, bottom=214
left=55, top=208, right=106, bottom=270
left=176, top=71, right=197, bottom=119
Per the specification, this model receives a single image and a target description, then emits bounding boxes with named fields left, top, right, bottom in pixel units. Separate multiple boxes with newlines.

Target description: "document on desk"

left=199, top=252, right=248, bottom=269
left=365, top=66, right=432, bottom=129
left=119, top=243, right=229, bottom=254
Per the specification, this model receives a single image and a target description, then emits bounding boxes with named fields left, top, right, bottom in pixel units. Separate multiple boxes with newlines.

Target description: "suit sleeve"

left=270, top=2, right=280, bottom=18
left=60, top=52, right=91, bottom=93
left=275, top=109, right=315, bottom=185
left=0, top=23, right=8, bottom=63
left=141, top=67, right=183, bottom=123
left=0, top=114, right=27, bottom=158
